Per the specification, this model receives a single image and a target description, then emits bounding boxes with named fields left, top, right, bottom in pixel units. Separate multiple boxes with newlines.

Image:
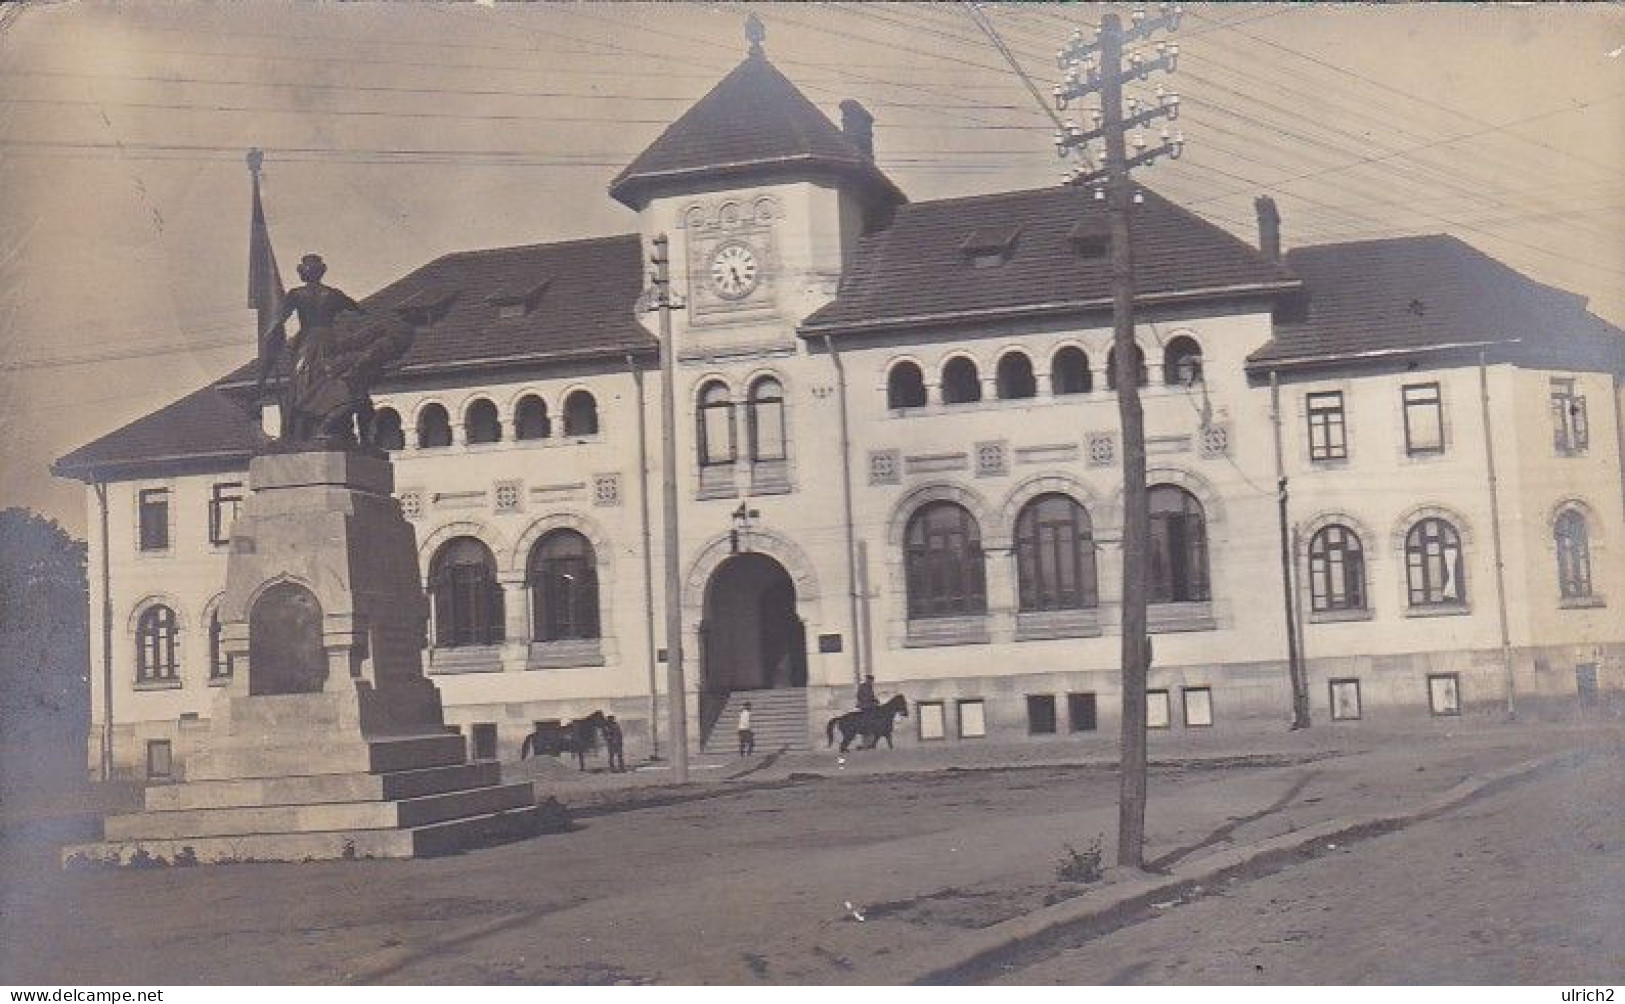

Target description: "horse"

left=520, top=710, right=608, bottom=771
left=825, top=694, right=909, bottom=753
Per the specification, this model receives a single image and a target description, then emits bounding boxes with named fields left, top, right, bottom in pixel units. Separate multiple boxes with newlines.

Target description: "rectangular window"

left=1402, top=383, right=1444, bottom=455
left=1026, top=695, right=1057, bottom=735
left=1329, top=678, right=1362, bottom=721
left=1550, top=378, right=1589, bottom=454
left=1305, top=391, right=1347, bottom=461
left=208, top=482, right=244, bottom=545
left=471, top=723, right=498, bottom=760
left=1182, top=687, right=1213, bottom=728
left=1146, top=689, right=1171, bottom=729
left=138, top=488, right=170, bottom=552
left=1427, top=673, right=1461, bottom=717
left=145, top=739, right=173, bottom=779
left=917, top=701, right=946, bottom=741
left=957, top=699, right=987, bottom=739
left=1067, top=692, right=1098, bottom=732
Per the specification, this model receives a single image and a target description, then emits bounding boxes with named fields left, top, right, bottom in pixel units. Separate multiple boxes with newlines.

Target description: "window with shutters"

left=428, top=537, right=505, bottom=647
left=1402, top=383, right=1444, bottom=456
left=1405, top=517, right=1467, bottom=608
left=697, top=381, right=736, bottom=467
left=904, top=502, right=987, bottom=619
left=528, top=530, right=601, bottom=642
left=138, top=488, right=170, bottom=552
left=1307, top=524, right=1366, bottom=612
left=1014, top=494, right=1098, bottom=612
left=1148, top=485, right=1209, bottom=603
left=207, top=482, right=243, bottom=546
left=1550, top=378, right=1588, bottom=455
left=1306, top=391, right=1347, bottom=461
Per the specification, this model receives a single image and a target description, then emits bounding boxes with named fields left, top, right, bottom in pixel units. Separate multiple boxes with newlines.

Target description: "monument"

left=64, top=256, right=540, bottom=867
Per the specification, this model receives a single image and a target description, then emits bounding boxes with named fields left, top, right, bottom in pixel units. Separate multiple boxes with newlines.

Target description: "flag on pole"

left=247, top=148, right=287, bottom=392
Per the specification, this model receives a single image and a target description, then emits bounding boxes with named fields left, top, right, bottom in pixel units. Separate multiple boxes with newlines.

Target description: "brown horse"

left=520, top=711, right=608, bottom=770
left=825, top=695, right=908, bottom=753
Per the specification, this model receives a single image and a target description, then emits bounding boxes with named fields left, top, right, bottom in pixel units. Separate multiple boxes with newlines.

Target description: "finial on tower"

left=745, top=13, right=765, bottom=58
left=246, top=147, right=264, bottom=176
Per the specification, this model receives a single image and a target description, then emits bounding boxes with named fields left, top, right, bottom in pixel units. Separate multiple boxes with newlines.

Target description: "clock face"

left=709, top=241, right=760, bottom=300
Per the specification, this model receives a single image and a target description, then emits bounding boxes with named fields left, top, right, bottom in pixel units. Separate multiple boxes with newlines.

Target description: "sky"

left=2, top=2, right=1622, bottom=539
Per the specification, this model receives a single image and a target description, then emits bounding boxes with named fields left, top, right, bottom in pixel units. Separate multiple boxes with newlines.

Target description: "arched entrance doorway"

left=249, top=582, right=326, bottom=695
left=700, top=553, right=807, bottom=693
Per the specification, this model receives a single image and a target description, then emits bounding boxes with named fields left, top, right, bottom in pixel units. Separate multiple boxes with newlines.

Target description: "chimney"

left=1254, top=195, right=1281, bottom=262
left=840, top=99, right=875, bottom=162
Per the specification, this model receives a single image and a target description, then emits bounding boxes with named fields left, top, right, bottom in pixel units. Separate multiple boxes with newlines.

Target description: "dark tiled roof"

left=1247, top=234, right=1625, bottom=371
left=323, top=233, right=655, bottom=379
left=801, top=186, right=1295, bottom=335
left=61, top=234, right=658, bottom=478
left=53, top=381, right=264, bottom=480
left=609, top=54, right=904, bottom=209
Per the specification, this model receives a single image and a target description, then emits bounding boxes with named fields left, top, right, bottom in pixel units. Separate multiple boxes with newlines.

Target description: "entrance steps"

left=701, top=688, right=811, bottom=754
left=62, top=732, right=541, bottom=867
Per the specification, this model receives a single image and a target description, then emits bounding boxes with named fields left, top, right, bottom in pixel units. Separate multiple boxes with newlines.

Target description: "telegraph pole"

left=650, top=234, right=689, bottom=782
left=1054, top=4, right=1183, bottom=870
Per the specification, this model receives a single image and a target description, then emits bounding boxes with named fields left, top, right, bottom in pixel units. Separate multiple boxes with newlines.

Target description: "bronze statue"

left=266, top=254, right=413, bottom=446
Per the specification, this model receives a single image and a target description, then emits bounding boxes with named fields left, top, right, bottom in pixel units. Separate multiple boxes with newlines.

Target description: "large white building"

left=55, top=41, right=1625, bottom=779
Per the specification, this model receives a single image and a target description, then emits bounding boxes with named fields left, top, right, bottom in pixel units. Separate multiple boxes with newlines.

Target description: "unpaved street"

left=0, top=728, right=1612, bottom=985
left=990, top=746, right=1625, bottom=985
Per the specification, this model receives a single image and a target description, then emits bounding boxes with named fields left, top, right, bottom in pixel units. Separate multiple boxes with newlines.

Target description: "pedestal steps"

left=63, top=808, right=540, bottom=867
left=188, top=732, right=465, bottom=781
left=145, top=761, right=500, bottom=811
left=62, top=734, right=540, bottom=866
left=103, top=781, right=533, bottom=840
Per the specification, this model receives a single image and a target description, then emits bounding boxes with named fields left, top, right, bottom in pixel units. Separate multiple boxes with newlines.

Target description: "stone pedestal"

left=64, top=449, right=539, bottom=867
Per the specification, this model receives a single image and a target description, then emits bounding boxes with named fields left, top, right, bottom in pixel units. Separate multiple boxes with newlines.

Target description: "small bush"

left=1057, top=836, right=1104, bottom=884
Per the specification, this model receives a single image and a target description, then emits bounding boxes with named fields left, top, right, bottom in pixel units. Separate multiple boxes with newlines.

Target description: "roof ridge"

left=438, top=232, right=640, bottom=262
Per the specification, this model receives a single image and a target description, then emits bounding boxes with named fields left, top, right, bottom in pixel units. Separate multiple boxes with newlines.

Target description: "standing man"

left=603, top=715, right=626, bottom=773
left=737, top=702, right=755, bottom=757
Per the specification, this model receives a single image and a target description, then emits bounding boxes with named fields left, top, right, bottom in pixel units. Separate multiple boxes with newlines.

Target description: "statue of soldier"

left=270, top=254, right=412, bottom=446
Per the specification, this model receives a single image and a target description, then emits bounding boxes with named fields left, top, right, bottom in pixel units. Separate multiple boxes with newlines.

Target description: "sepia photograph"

left=1, top=1, right=1621, bottom=988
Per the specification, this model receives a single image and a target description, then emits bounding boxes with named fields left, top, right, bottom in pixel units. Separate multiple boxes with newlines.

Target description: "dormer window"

left=488, top=280, right=551, bottom=320
left=394, top=287, right=457, bottom=328
left=1067, top=223, right=1109, bottom=259
left=960, top=226, right=1021, bottom=268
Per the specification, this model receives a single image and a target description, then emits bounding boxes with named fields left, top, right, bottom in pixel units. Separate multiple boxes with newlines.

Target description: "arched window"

left=1404, top=517, right=1466, bottom=607
left=562, top=390, right=599, bottom=437
left=136, top=605, right=178, bottom=682
left=370, top=408, right=405, bottom=452
left=1164, top=335, right=1203, bottom=386
left=1052, top=346, right=1092, bottom=395
left=904, top=502, right=987, bottom=619
left=1554, top=509, right=1593, bottom=600
left=941, top=357, right=982, bottom=404
left=514, top=395, right=550, bottom=440
left=428, top=537, right=504, bottom=647
left=996, top=352, right=1037, bottom=400
left=465, top=398, right=501, bottom=444
left=747, top=376, right=786, bottom=462
left=528, top=530, right=600, bottom=641
left=887, top=361, right=927, bottom=409
left=1015, top=494, right=1098, bottom=612
left=208, top=607, right=229, bottom=679
left=697, top=381, right=735, bottom=466
left=417, top=403, right=452, bottom=449
left=1307, top=524, right=1366, bottom=612
left=1148, top=485, right=1209, bottom=603
left=1105, top=344, right=1148, bottom=390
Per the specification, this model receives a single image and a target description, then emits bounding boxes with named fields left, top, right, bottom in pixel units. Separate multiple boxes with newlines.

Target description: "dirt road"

left=0, top=727, right=1609, bottom=985
left=989, top=746, right=1625, bottom=985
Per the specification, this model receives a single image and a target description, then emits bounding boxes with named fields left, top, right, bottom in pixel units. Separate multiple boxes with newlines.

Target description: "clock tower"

left=608, top=17, right=905, bottom=352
